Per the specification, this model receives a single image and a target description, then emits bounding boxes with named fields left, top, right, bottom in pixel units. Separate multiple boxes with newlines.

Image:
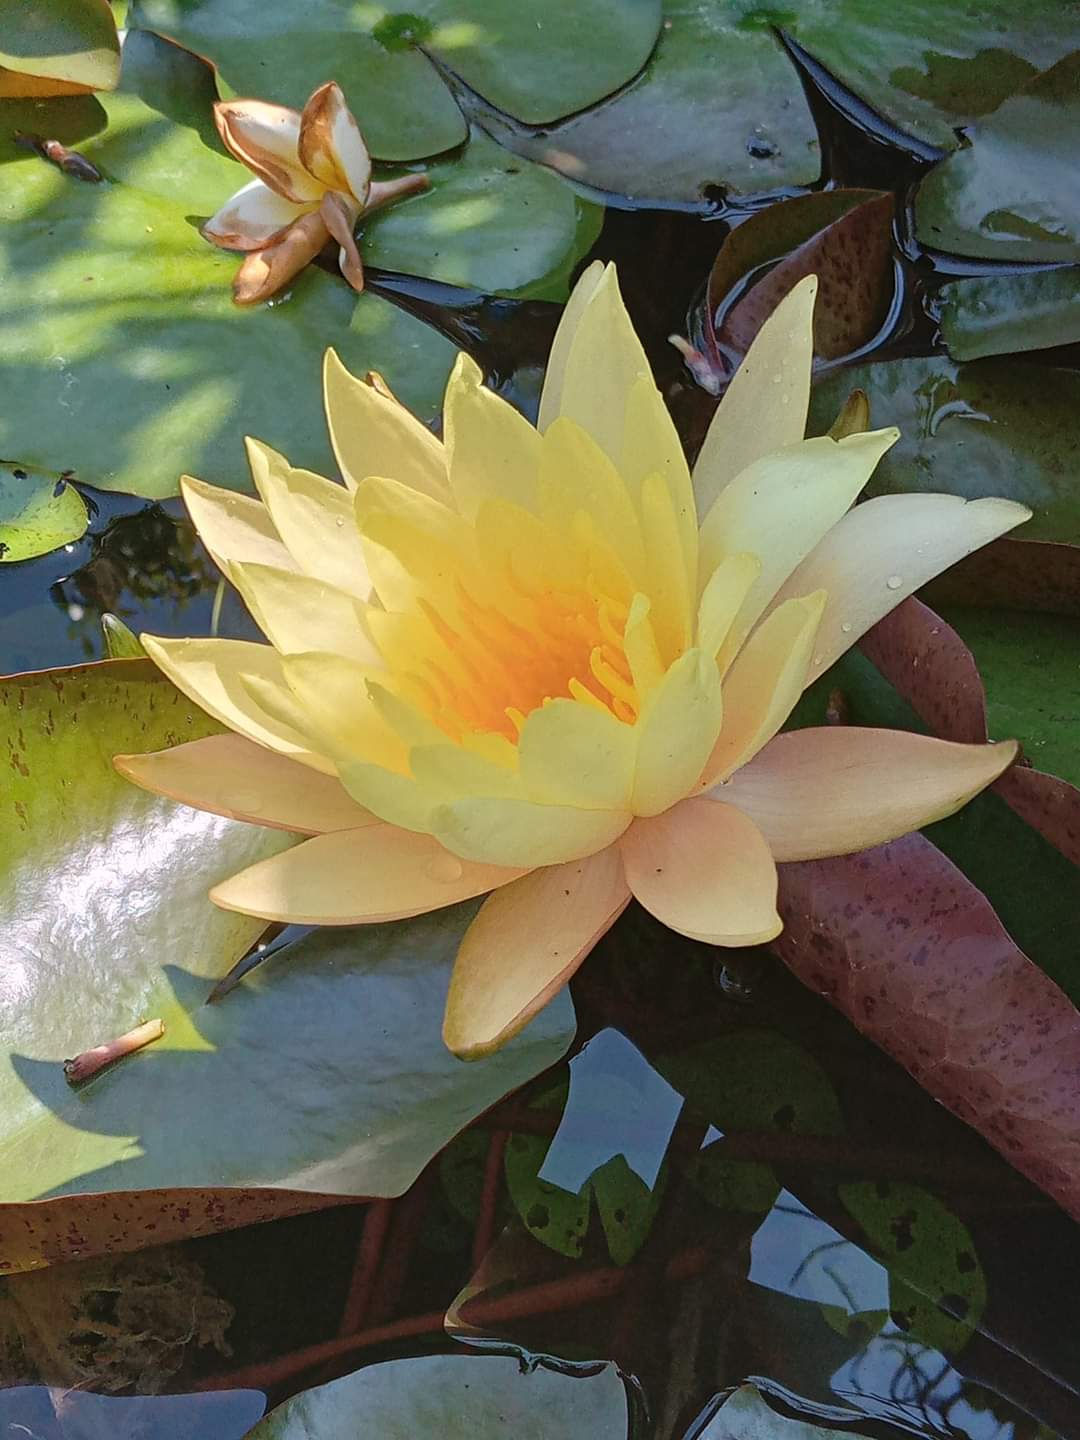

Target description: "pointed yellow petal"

left=140, top=635, right=326, bottom=768
left=703, top=591, right=826, bottom=787
left=692, top=275, right=817, bottom=516
left=181, top=475, right=297, bottom=575
left=114, top=734, right=375, bottom=834
left=621, top=374, right=697, bottom=593
left=228, top=560, right=381, bottom=664
left=365, top=680, right=447, bottom=748
left=538, top=416, right=646, bottom=585
left=210, top=825, right=522, bottom=924
left=537, top=260, right=605, bottom=433
left=622, top=593, right=664, bottom=699
left=620, top=799, right=781, bottom=945
left=409, top=743, right=521, bottom=801
left=323, top=349, right=449, bottom=500
left=699, top=428, right=899, bottom=667
left=337, top=759, right=437, bottom=832
left=298, top=81, right=371, bottom=201
left=696, top=552, right=761, bottom=665
left=632, top=649, right=723, bottom=816
left=640, top=470, right=693, bottom=662
left=213, top=97, right=323, bottom=204
left=444, top=352, right=542, bottom=518
left=202, top=178, right=307, bottom=251
left=246, top=438, right=371, bottom=598
left=280, top=651, right=408, bottom=770
left=720, top=728, right=1020, bottom=861
left=355, top=471, right=480, bottom=614
left=432, top=795, right=631, bottom=867
left=443, top=848, right=630, bottom=1059
left=548, top=264, right=651, bottom=465
left=768, top=494, right=1033, bottom=677
left=518, top=699, right=636, bottom=809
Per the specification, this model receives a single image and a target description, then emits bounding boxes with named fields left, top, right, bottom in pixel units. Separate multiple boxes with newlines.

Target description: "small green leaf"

left=504, top=1084, right=591, bottom=1261
left=0, top=461, right=88, bottom=562
left=100, top=613, right=145, bottom=657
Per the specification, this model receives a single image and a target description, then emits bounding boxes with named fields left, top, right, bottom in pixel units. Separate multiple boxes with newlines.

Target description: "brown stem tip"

left=64, top=1018, right=165, bottom=1085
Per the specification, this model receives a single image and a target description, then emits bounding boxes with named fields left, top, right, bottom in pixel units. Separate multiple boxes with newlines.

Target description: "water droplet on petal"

left=772, top=373, right=783, bottom=384
left=426, top=851, right=464, bottom=883
left=886, top=574, right=903, bottom=590
left=840, top=622, right=853, bottom=633
left=335, top=517, right=345, bottom=527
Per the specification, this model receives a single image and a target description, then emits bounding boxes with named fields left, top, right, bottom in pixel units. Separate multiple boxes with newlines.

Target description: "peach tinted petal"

left=114, top=733, right=375, bottom=834
left=209, top=824, right=522, bottom=924
left=213, top=97, right=322, bottom=203
left=719, top=727, right=1020, bottom=861
left=443, top=848, right=630, bottom=1059
left=320, top=189, right=364, bottom=292
left=621, top=798, right=782, bottom=946
left=298, top=81, right=371, bottom=201
left=231, top=211, right=330, bottom=304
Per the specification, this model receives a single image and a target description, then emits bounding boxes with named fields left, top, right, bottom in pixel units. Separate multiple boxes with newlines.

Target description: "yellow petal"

left=410, top=743, right=521, bottom=801
left=228, top=560, right=381, bottom=664
left=280, top=651, right=408, bottom=770
left=355, top=471, right=480, bottom=615
left=538, top=416, right=646, bottom=585
left=621, top=374, right=697, bottom=592
left=298, top=81, right=371, bottom=201
left=432, top=795, right=631, bottom=867
left=702, top=591, right=826, bottom=787
left=632, top=649, right=723, bottom=816
left=720, top=727, right=1020, bottom=860
left=114, top=733, right=375, bottom=834
left=337, top=759, right=437, bottom=832
left=443, top=848, right=630, bottom=1059
left=444, top=352, right=542, bottom=518
left=246, top=438, right=371, bottom=598
left=202, top=178, right=308, bottom=251
left=518, top=699, right=636, bottom=809
left=696, top=552, right=761, bottom=665
left=622, top=593, right=664, bottom=699
left=692, top=274, right=817, bottom=516
left=768, top=494, right=1033, bottom=676
left=323, top=350, right=449, bottom=500
left=640, top=470, right=693, bottom=662
left=209, top=825, right=522, bottom=924
left=537, top=259, right=605, bottom=433
left=141, top=635, right=327, bottom=769
left=181, top=475, right=297, bottom=575
left=699, top=428, right=899, bottom=666
left=620, top=799, right=781, bottom=945
left=213, top=97, right=323, bottom=204
left=547, top=264, right=651, bottom=465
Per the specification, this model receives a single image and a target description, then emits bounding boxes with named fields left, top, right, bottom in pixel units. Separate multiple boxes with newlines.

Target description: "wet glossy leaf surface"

left=0, top=463, right=89, bottom=563
left=939, top=267, right=1080, bottom=360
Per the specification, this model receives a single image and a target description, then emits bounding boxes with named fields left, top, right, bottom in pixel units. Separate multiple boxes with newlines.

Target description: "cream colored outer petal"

left=547, top=264, right=652, bottom=465
left=213, top=98, right=324, bottom=204
left=692, top=275, right=817, bottom=517
left=432, top=795, right=632, bottom=868
left=209, top=824, right=523, bottom=924
left=443, top=352, right=542, bottom=517
left=140, top=635, right=329, bottom=770
left=700, top=428, right=899, bottom=665
left=323, top=350, right=449, bottom=500
left=517, top=698, right=637, bottom=810
left=632, top=649, right=723, bottom=816
left=537, top=259, right=605, bottom=433
left=201, top=178, right=309, bottom=251
left=227, top=560, right=382, bottom=665
left=701, top=591, right=826, bottom=787
left=245, top=438, right=371, bottom=598
left=181, top=475, right=298, bottom=576
left=298, top=80, right=371, bottom=202
left=443, top=848, right=631, bottom=1060
left=114, top=733, right=376, bottom=834
left=620, top=799, right=782, bottom=945
left=768, top=494, right=1033, bottom=676
left=720, top=727, right=1020, bottom=861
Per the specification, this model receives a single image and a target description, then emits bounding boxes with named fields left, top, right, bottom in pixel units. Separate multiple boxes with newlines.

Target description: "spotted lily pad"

left=0, top=659, right=574, bottom=1273
left=0, top=462, right=88, bottom=563
left=131, top=0, right=663, bottom=159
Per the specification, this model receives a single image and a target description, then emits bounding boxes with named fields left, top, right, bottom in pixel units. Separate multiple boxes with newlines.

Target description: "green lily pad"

left=809, top=355, right=1080, bottom=542
left=0, top=0, right=120, bottom=92
left=916, top=53, right=1080, bottom=262
left=0, top=461, right=88, bottom=562
left=0, top=659, right=574, bottom=1273
left=130, top=0, right=662, bottom=160
left=938, top=268, right=1080, bottom=360
left=469, top=0, right=1080, bottom=205
left=0, top=32, right=599, bottom=497
left=245, top=1353, right=629, bottom=1439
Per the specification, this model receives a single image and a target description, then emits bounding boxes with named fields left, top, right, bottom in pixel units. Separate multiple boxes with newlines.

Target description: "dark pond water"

left=1, top=36, right=1078, bottom=1440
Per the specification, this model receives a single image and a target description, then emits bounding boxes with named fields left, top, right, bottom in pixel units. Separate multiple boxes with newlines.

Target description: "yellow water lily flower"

left=203, top=81, right=428, bottom=305
left=115, top=266, right=1029, bottom=1059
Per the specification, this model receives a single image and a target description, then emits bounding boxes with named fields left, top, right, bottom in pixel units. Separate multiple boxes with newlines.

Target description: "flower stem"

left=63, top=1018, right=165, bottom=1084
